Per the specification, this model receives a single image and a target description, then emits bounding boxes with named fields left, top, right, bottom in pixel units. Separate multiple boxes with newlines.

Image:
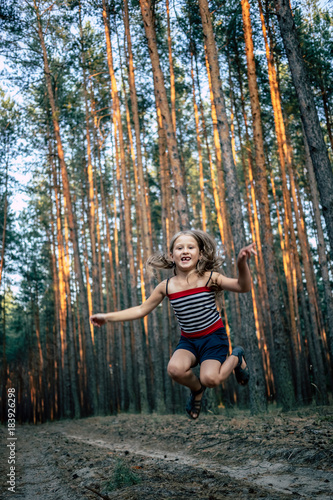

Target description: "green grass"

left=106, top=459, right=141, bottom=491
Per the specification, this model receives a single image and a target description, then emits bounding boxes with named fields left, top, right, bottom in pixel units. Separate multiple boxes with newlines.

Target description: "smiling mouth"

left=181, top=257, right=191, bottom=261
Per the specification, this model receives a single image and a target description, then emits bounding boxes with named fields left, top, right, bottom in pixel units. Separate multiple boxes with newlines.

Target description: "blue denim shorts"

left=174, top=327, right=229, bottom=366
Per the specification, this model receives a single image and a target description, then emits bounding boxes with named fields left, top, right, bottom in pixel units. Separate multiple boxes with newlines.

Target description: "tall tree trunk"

left=203, top=45, right=241, bottom=340
left=230, top=65, right=274, bottom=396
left=318, top=78, right=333, bottom=152
left=166, top=0, right=176, bottom=135
left=241, top=0, right=295, bottom=409
left=111, top=160, right=125, bottom=411
left=303, top=131, right=333, bottom=366
left=233, top=43, right=271, bottom=345
left=191, top=52, right=207, bottom=230
left=274, top=0, right=333, bottom=257
left=0, top=165, right=8, bottom=289
left=103, top=0, right=149, bottom=412
left=34, top=0, right=98, bottom=413
left=158, top=100, right=172, bottom=250
left=79, top=2, right=100, bottom=314
left=48, top=130, right=80, bottom=418
left=117, top=37, right=150, bottom=410
left=140, top=0, right=189, bottom=230
left=199, top=0, right=266, bottom=414
left=123, top=0, right=152, bottom=262
left=257, top=0, right=305, bottom=402
left=46, top=224, right=59, bottom=420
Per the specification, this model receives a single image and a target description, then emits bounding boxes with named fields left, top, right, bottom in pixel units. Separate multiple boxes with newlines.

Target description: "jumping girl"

left=90, top=230, right=255, bottom=420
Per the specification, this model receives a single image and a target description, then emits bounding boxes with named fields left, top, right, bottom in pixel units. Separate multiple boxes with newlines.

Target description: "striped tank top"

left=166, top=271, right=224, bottom=338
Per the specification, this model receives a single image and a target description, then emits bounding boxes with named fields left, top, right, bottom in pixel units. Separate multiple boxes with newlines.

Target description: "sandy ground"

left=1, top=405, right=332, bottom=499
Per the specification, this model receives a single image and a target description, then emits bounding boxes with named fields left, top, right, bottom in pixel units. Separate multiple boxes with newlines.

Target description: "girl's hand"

left=237, top=242, right=257, bottom=266
left=90, top=313, right=107, bottom=327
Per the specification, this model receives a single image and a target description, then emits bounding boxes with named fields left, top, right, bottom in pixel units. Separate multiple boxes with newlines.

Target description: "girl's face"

left=170, top=235, right=201, bottom=272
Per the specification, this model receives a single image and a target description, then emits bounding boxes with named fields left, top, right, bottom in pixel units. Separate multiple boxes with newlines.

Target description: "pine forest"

left=0, top=0, right=333, bottom=424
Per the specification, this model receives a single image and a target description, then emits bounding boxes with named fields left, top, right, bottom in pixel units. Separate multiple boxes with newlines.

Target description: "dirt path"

left=1, top=407, right=332, bottom=499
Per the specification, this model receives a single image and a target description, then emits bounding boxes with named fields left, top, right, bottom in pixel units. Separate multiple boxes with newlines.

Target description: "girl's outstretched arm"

left=213, top=242, right=256, bottom=293
left=90, top=280, right=166, bottom=327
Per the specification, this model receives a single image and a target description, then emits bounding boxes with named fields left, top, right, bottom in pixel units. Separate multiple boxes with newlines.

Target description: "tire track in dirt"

left=2, top=410, right=332, bottom=499
left=63, top=432, right=333, bottom=499
left=1, top=426, right=85, bottom=500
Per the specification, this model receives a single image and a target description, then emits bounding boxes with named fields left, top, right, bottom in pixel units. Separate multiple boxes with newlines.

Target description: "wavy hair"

left=146, top=230, right=224, bottom=280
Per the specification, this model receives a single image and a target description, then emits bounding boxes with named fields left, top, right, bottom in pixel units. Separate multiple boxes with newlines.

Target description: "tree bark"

left=0, top=165, right=8, bottom=290
left=274, top=0, right=333, bottom=258
left=258, top=0, right=305, bottom=402
left=123, top=0, right=152, bottom=262
left=79, top=3, right=100, bottom=314
left=241, top=0, right=295, bottom=409
left=303, top=131, right=333, bottom=366
left=140, top=0, right=189, bottom=230
left=190, top=52, right=207, bottom=230
left=48, top=131, right=80, bottom=418
left=34, top=0, right=98, bottom=413
left=203, top=46, right=241, bottom=339
left=199, top=0, right=266, bottom=414
left=166, top=0, right=176, bottom=135
left=103, top=0, right=150, bottom=412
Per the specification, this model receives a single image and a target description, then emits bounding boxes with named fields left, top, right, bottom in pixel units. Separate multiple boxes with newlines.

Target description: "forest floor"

left=1, top=405, right=333, bottom=500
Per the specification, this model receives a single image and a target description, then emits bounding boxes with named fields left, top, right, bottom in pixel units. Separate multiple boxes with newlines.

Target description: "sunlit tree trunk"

left=121, top=74, right=150, bottom=411
left=34, top=1, right=98, bottom=413
left=123, top=0, right=152, bottom=262
left=233, top=44, right=270, bottom=335
left=116, top=16, right=149, bottom=412
left=203, top=46, right=241, bottom=340
left=49, top=143, right=78, bottom=417
left=241, top=0, right=294, bottom=409
left=166, top=0, right=176, bottom=135
left=47, top=220, right=59, bottom=420
left=229, top=62, right=273, bottom=396
left=191, top=52, right=206, bottom=230
left=103, top=0, right=150, bottom=411
left=79, top=3, right=100, bottom=311
left=195, top=58, right=233, bottom=359
left=257, top=0, right=305, bottom=401
left=140, top=0, right=189, bottom=230
left=158, top=101, right=172, bottom=250
left=199, top=0, right=266, bottom=414
left=79, top=7, right=109, bottom=413
left=148, top=96, right=169, bottom=413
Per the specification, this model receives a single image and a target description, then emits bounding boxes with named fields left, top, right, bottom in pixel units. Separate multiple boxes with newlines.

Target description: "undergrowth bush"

left=106, top=459, right=141, bottom=491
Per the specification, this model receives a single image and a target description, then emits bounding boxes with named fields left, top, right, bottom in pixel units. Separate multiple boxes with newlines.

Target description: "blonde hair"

left=146, top=230, right=223, bottom=277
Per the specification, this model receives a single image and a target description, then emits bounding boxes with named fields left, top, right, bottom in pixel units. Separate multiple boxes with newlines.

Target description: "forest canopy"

left=0, top=0, right=332, bottom=422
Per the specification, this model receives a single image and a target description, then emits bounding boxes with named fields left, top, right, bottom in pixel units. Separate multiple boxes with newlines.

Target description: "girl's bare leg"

left=199, top=355, right=247, bottom=388
left=167, top=349, right=203, bottom=418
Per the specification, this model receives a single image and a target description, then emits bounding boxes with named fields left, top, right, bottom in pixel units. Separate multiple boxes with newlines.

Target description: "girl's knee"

left=167, top=361, right=185, bottom=380
left=200, top=373, right=220, bottom=388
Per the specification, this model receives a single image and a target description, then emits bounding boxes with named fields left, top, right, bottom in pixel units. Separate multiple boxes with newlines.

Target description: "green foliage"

left=105, top=459, right=141, bottom=491
left=294, top=1, right=333, bottom=124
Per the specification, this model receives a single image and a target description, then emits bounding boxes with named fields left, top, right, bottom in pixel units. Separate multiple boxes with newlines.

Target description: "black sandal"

left=232, top=346, right=250, bottom=386
left=186, top=381, right=206, bottom=420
